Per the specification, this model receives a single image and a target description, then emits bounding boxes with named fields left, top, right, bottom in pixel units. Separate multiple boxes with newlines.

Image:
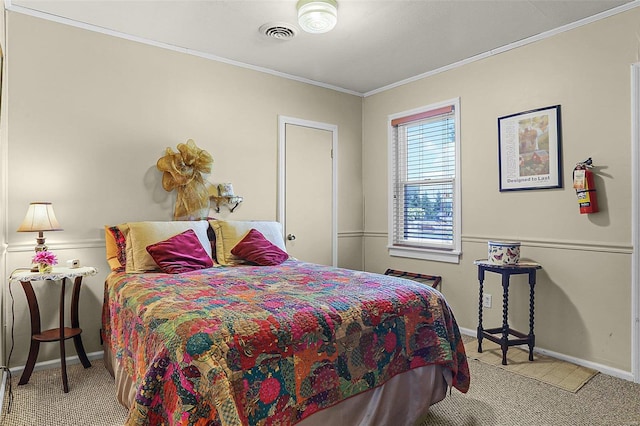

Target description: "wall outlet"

left=483, top=294, right=492, bottom=308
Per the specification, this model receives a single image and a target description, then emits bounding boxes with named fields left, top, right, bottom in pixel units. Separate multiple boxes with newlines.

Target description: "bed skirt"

left=104, top=346, right=449, bottom=426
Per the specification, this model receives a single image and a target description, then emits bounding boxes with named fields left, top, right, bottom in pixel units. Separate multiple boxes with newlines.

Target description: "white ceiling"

left=8, top=0, right=638, bottom=95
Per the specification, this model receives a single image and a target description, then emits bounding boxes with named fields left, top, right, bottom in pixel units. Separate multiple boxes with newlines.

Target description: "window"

left=388, top=98, right=461, bottom=263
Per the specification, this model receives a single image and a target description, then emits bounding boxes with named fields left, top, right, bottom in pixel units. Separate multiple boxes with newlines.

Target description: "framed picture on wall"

left=498, top=105, right=562, bottom=191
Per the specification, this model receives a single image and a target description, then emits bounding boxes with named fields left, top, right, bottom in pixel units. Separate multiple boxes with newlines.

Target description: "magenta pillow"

left=231, top=228, right=289, bottom=266
left=146, top=229, right=214, bottom=274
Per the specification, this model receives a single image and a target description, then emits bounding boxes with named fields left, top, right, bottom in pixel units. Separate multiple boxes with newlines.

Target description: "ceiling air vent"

left=259, top=23, right=297, bottom=40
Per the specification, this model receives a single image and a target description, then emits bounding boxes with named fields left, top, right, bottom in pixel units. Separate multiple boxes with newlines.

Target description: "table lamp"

left=17, top=202, right=63, bottom=268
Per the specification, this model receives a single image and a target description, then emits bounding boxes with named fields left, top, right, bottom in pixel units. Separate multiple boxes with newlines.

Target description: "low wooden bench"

left=383, top=269, right=442, bottom=290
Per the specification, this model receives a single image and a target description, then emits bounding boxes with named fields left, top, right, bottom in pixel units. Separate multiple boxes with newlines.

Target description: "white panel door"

left=284, top=123, right=333, bottom=265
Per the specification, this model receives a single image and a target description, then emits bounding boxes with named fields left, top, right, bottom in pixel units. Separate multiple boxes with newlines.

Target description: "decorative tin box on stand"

left=488, top=241, right=521, bottom=265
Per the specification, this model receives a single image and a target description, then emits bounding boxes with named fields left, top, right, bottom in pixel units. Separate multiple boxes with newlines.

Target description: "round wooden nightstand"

left=10, top=266, right=97, bottom=393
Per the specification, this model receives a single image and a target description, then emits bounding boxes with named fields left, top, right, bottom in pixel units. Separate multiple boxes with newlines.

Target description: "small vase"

left=38, top=263, right=53, bottom=274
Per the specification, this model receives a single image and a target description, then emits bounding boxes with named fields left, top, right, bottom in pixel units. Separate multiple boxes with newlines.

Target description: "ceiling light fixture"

left=297, top=0, right=338, bottom=34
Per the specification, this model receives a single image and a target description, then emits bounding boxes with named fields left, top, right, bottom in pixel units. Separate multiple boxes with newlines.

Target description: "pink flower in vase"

left=32, top=250, right=58, bottom=266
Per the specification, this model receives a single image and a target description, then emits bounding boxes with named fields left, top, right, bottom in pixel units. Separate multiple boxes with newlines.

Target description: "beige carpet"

left=1, top=359, right=128, bottom=426
left=464, top=338, right=598, bottom=392
left=3, top=354, right=640, bottom=426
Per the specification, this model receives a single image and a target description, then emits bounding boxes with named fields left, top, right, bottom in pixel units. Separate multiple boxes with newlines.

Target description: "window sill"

left=388, top=245, right=461, bottom=264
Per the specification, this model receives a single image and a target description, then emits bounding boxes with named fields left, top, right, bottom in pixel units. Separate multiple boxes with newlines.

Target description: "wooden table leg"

left=19, top=281, right=40, bottom=386
left=528, top=270, right=536, bottom=362
left=71, top=276, right=91, bottom=368
left=477, top=267, right=485, bottom=353
left=60, top=279, right=69, bottom=393
left=501, top=272, right=510, bottom=365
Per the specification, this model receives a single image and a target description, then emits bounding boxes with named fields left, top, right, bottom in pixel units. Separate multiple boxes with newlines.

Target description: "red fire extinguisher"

left=573, top=158, right=598, bottom=214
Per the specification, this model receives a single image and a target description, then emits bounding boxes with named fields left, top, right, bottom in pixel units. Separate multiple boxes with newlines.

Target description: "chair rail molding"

left=6, top=239, right=106, bottom=252
left=365, top=231, right=632, bottom=254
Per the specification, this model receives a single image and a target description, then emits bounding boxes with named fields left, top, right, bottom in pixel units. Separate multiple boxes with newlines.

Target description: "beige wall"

left=1, top=12, right=362, bottom=367
left=363, top=9, right=639, bottom=372
left=2, top=6, right=639, bottom=376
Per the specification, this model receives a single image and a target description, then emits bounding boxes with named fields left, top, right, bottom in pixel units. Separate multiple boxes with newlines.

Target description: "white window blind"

left=390, top=102, right=459, bottom=255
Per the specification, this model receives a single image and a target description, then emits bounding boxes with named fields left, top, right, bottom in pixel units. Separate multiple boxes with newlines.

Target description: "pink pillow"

left=146, top=229, right=214, bottom=274
left=231, top=229, right=289, bottom=266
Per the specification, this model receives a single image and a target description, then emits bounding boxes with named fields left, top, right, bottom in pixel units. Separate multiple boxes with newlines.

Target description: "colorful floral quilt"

left=103, top=260, right=470, bottom=425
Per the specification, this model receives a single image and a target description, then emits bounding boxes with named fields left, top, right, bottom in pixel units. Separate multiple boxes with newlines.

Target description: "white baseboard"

left=458, top=326, right=634, bottom=382
left=0, top=370, right=7, bottom=416
left=8, top=350, right=104, bottom=376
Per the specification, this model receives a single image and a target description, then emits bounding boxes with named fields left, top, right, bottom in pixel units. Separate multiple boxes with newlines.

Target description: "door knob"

left=287, top=234, right=296, bottom=241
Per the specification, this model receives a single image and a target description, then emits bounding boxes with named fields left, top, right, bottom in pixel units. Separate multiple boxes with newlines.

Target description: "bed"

left=102, top=219, right=470, bottom=425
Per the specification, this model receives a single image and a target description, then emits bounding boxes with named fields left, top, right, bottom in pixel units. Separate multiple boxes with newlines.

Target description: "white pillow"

left=209, top=220, right=286, bottom=266
left=125, top=220, right=211, bottom=273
